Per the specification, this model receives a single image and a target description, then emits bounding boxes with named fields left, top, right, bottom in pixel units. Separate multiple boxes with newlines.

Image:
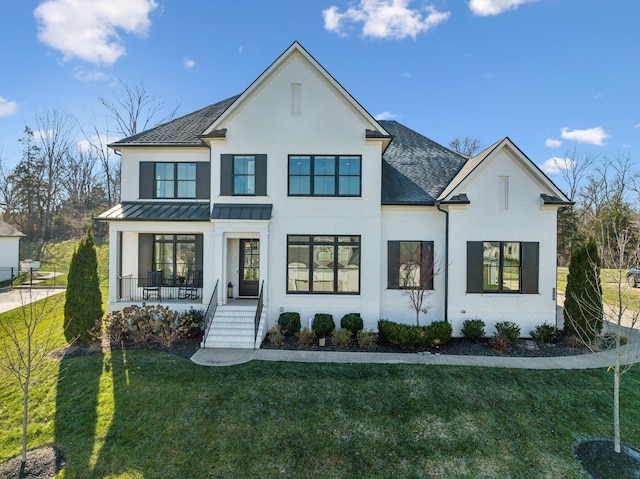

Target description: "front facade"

left=99, top=42, right=570, bottom=347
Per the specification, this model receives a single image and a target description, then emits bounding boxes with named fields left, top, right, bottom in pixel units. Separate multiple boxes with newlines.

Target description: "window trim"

left=232, top=155, right=256, bottom=196
left=286, top=235, right=361, bottom=295
left=154, top=162, right=197, bottom=199
left=288, top=155, right=362, bottom=197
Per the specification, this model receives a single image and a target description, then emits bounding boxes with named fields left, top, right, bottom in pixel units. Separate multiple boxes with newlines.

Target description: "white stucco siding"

left=446, top=148, right=559, bottom=337
left=118, top=147, right=210, bottom=202
left=0, top=237, right=21, bottom=270
left=380, top=206, right=446, bottom=325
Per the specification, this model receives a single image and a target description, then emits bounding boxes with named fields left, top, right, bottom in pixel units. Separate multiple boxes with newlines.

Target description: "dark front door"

left=239, top=239, right=259, bottom=296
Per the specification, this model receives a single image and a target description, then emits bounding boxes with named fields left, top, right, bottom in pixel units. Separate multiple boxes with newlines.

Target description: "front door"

left=239, top=239, right=259, bottom=296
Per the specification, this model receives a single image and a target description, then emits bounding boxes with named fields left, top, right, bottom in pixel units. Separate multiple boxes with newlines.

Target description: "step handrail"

left=254, top=281, right=265, bottom=345
left=203, top=279, right=219, bottom=342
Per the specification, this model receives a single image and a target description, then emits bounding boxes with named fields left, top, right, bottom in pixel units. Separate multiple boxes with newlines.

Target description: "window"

left=233, top=156, right=255, bottom=195
left=288, top=155, right=361, bottom=196
left=152, top=234, right=199, bottom=284
left=467, top=241, right=539, bottom=294
left=387, top=241, right=434, bottom=290
left=287, top=235, right=360, bottom=294
left=220, top=154, right=267, bottom=196
left=155, top=163, right=196, bottom=199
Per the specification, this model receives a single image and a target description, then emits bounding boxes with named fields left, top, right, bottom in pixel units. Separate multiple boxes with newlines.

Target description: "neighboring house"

left=0, top=220, right=25, bottom=284
left=98, top=42, right=570, bottom=348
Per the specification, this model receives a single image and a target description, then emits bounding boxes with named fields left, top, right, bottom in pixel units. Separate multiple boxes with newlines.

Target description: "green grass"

left=558, top=266, right=640, bottom=311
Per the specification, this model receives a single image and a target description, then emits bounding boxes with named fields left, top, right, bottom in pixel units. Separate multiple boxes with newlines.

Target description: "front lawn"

left=1, top=342, right=640, bottom=478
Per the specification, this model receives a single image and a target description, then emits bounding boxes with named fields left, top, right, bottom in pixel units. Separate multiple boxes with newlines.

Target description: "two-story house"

left=98, top=41, right=570, bottom=348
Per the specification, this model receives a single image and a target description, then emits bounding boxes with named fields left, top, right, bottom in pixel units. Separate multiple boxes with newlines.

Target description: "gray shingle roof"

left=0, top=220, right=25, bottom=237
left=97, top=202, right=210, bottom=221
left=110, top=95, right=240, bottom=147
left=380, top=121, right=468, bottom=205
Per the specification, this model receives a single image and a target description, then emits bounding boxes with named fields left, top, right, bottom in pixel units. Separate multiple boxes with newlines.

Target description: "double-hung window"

left=287, top=235, right=360, bottom=294
left=233, top=156, right=256, bottom=195
left=155, top=163, right=196, bottom=199
left=288, top=155, right=361, bottom=196
left=467, top=241, right=539, bottom=294
left=387, top=241, right=434, bottom=290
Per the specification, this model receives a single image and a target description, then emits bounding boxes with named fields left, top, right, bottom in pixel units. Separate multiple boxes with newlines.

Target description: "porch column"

left=259, top=230, right=269, bottom=305
left=108, top=227, right=120, bottom=305
left=213, top=231, right=225, bottom=304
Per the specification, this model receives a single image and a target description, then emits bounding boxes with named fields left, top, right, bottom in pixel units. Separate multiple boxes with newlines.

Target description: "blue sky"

left=1, top=0, right=639, bottom=194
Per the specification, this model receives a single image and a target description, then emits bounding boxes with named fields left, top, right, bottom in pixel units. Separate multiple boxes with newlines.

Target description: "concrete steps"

left=202, top=305, right=266, bottom=349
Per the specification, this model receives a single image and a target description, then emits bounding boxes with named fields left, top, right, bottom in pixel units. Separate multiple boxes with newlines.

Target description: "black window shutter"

left=220, top=154, right=233, bottom=196
left=139, top=162, right=155, bottom=199
left=138, top=233, right=154, bottom=283
left=421, top=241, right=434, bottom=290
left=196, top=162, right=210, bottom=199
left=387, top=241, right=400, bottom=289
left=467, top=241, right=484, bottom=293
left=521, top=242, right=539, bottom=294
left=195, top=234, right=203, bottom=287
left=255, top=154, right=267, bottom=196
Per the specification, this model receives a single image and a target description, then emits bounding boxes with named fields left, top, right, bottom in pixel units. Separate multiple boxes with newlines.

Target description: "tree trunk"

left=614, top=344, right=621, bottom=453
left=22, top=371, right=29, bottom=464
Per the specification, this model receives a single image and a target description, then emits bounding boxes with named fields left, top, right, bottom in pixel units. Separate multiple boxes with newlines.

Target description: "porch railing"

left=118, top=275, right=203, bottom=303
left=254, top=281, right=265, bottom=344
left=203, top=279, right=219, bottom=342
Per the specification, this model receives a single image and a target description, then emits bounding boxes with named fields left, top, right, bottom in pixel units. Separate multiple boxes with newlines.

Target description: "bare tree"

left=33, top=109, right=77, bottom=240
left=448, top=137, right=485, bottom=157
left=99, top=80, right=179, bottom=138
left=82, top=125, right=120, bottom=207
left=0, top=289, right=65, bottom=468
left=398, top=243, right=440, bottom=325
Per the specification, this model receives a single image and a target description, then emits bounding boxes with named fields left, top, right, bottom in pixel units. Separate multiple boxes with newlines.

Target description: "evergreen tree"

left=64, top=228, right=103, bottom=343
left=563, top=238, right=603, bottom=341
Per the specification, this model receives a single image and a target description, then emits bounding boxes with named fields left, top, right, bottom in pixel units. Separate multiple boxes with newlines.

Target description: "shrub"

left=357, top=329, right=378, bottom=349
left=564, top=334, right=583, bottom=350
left=296, top=327, right=315, bottom=348
left=495, top=321, right=520, bottom=343
left=530, top=322, right=557, bottom=344
left=564, top=238, right=603, bottom=341
left=278, top=312, right=301, bottom=336
left=178, top=308, right=205, bottom=338
left=312, top=314, right=335, bottom=337
left=154, top=309, right=181, bottom=348
left=377, top=319, right=451, bottom=349
left=103, top=310, right=129, bottom=345
left=461, top=319, right=486, bottom=341
left=64, top=228, right=103, bottom=344
left=268, top=325, right=286, bottom=346
left=331, top=328, right=352, bottom=348
left=490, top=333, right=510, bottom=352
left=340, top=313, right=363, bottom=336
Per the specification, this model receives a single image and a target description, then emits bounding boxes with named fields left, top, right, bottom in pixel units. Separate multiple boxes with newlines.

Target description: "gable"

left=438, top=138, right=570, bottom=204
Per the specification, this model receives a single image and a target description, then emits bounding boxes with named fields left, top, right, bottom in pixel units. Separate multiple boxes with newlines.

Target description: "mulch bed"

left=575, top=439, right=640, bottom=479
left=261, top=333, right=590, bottom=358
left=0, top=445, right=67, bottom=479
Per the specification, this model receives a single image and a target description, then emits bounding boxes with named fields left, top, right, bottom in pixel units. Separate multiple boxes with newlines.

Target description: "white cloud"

left=0, top=97, right=18, bottom=117
left=375, top=111, right=399, bottom=120
left=77, top=134, right=119, bottom=155
left=545, top=138, right=562, bottom=148
left=323, top=0, right=450, bottom=40
left=74, top=67, right=108, bottom=82
left=34, top=0, right=158, bottom=66
left=184, top=58, right=196, bottom=69
left=32, top=129, right=55, bottom=141
left=539, top=157, right=577, bottom=175
left=635, top=123, right=640, bottom=129
left=560, top=126, right=610, bottom=146
left=469, top=0, right=538, bottom=16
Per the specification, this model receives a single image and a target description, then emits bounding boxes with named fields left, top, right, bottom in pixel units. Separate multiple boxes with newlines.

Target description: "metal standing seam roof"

left=211, top=204, right=273, bottom=221
left=97, top=202, right=211, bottom=221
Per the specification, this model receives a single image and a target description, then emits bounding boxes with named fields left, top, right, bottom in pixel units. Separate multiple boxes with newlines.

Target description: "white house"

left=0, top=220, right=25, bottom=284
left=98, top=42, right=570, bottom=348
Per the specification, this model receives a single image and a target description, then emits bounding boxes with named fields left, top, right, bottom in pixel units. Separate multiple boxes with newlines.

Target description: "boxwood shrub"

left=312, top=313, right=335, bottom=337
left=461, top=319, right=486, bottom=341
left=278, top=312, right=301, bottom=336
left=340, top=313, right=363, bottom=335
left=377, top=319, right=451, bottom=349
left=495, top=321, right=521, bottom=343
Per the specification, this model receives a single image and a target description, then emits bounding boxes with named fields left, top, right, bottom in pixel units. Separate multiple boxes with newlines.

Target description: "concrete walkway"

left=191, top=327, right=640, bottom=369
left=0, top=286, right=66, bottom=314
